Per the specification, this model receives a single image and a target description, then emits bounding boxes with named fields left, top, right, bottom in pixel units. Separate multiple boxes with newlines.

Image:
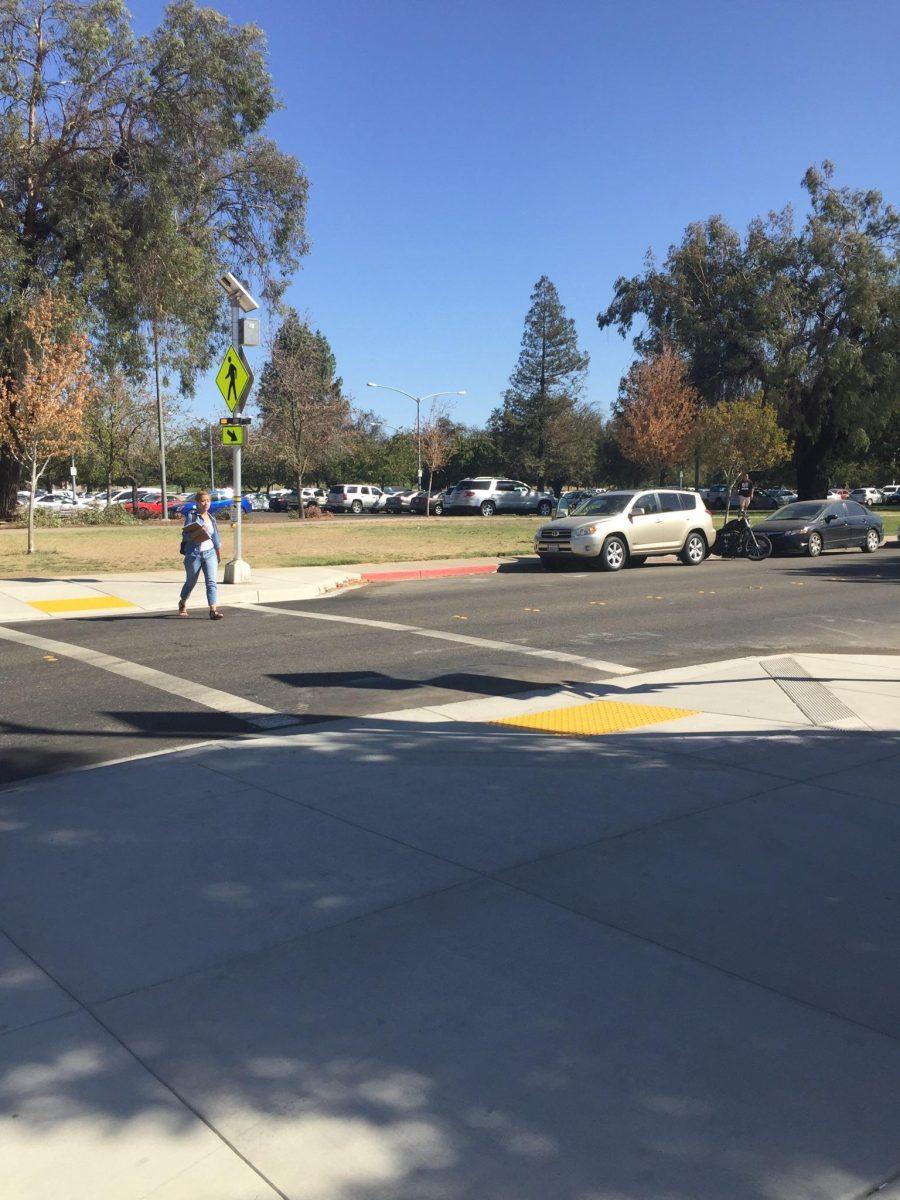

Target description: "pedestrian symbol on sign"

left=225, top=355, right=239, bottom=407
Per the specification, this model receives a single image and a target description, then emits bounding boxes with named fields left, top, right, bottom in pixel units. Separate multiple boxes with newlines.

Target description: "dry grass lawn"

left=0, top=515, right=542, bottom=577
left=2, top=510, right=897, bottom=578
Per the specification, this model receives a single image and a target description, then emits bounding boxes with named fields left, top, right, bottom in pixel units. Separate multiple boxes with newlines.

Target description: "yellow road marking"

left=493, top=698, right=698, bottom=737
left=28, top=596, right=136, bottom=614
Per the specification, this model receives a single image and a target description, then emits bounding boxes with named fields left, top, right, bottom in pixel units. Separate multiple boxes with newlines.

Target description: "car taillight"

left=705, top=508, right=713, bottom=516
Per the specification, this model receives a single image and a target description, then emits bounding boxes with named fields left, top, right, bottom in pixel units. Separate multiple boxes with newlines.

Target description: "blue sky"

left=131, top=0, right=900, bottom=432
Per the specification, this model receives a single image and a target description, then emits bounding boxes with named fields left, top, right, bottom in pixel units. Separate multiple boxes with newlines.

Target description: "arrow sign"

left=221, top=424, right=245, bottom=446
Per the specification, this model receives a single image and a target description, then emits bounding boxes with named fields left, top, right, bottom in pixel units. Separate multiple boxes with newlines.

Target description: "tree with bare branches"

left=420, top=402, right=458, bottom=514
left=256, top=312, right=350, bottom=517
left=83, top=371, right=158, bottom=508
left=0, top=292, right=91, bottom=552
left=614, top=344, right=700, bottom=483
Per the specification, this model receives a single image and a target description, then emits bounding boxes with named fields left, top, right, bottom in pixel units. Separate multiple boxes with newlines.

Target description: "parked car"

left=704, top=484, right=730, bottom=509
left=826, top=488, right=849, bottom=500
left=34, top=493, right=90, bottom=512
left=244, top=492, right=270, bottom=511
left=879, top=484, right=900, bottom=504
left=556, top=489, right=603, bottom=517
left=324, top=484, right=386, bottom=513
left=756, top=499, right=884, bottom=557
left=535, top=489, right=714, bottom=571
left=408, top=489, right=445, bottom=515
left=384, top=489, right=419, bottom=513
left=269, top=488, right=326, bottom=512
left=443, top=478, right=556, bottom=517
left=848, top=487, right=883, bottom=507
left=174, top=489, right=251, bottom=517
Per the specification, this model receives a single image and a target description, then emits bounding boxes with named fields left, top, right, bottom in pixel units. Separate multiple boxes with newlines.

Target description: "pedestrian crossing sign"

left=216, top=345, right=252, bottom=413
left=221, top=424, right=245, bottom=446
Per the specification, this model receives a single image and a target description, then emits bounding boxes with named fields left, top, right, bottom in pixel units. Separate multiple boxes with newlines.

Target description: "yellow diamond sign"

left=216, top=345, right=252, bottom=413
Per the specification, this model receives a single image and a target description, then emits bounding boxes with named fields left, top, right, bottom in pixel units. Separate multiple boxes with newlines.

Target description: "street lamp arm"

left=418, top=390, right=467, bottom=404
left=366, top=382, right=419, bottom=404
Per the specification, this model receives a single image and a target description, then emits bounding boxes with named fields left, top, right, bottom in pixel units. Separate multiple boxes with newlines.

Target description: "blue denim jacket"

left=180, top=512, right=221, bottom=558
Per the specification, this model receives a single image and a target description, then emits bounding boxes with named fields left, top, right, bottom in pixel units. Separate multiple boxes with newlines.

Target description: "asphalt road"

left=2, top=546, right=898, bottom=786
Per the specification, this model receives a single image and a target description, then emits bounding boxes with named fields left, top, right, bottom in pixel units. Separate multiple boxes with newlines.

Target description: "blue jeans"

left=180, top=549, right=218, bottom=607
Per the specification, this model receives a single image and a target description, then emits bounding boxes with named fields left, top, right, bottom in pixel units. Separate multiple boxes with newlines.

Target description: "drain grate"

left=761, top=657, right=858, bottom=726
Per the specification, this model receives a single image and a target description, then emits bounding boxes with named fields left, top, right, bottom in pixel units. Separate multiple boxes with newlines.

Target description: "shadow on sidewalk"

left=2, top=719, right=900, bottom=1198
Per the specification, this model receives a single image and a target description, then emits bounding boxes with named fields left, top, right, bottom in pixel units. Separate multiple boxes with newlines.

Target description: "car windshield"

left=571, top=492, right=631, bottom=517
left=770, top=502, right=827, bottom=521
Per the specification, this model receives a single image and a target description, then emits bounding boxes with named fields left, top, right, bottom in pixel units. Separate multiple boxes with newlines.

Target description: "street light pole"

left=415, top=396, right=421, bottom=487
left=208, top=423, right=215, bottom=490
left=366, top=383, right=466, bottom=491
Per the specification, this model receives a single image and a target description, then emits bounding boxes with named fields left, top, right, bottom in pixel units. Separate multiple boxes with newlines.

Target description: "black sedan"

left=756, top=500, right=884, bottom=557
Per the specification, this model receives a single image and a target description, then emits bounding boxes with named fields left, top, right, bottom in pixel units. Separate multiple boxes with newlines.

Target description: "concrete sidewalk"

left=0, top=558, right=506, bottom=622
left=2, top=652, right=900, bottom=1199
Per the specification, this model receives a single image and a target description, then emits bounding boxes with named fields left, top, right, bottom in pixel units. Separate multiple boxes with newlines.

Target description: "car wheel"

left=433, top=502, right=443, bottom=515
left=863, top=527, right=880, bottom=553
left=806, top=532, right=823, bottom=557
left=350, top=500, right=363, bottom=514
left=599, top=535, right=627, bottom=572
left=480, top=501, right=496, bottom=517
left=537, top=500, right=552, bottom=516
left=625, top=554, right=647, bottom=568
left=680, top=531, right=707, bottom=566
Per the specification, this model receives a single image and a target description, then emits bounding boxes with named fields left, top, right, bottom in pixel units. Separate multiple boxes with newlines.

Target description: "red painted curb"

left=361, top=563, right=500, bottom=583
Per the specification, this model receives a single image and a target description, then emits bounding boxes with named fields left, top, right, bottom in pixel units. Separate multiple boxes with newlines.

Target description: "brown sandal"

left=209, top=609, right=224, bottom=620
left=177, top=601, right=189, bottom=617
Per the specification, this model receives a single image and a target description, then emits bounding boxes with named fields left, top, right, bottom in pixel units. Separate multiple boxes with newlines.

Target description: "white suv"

left=325, top=484, right=385, bottom=514
left=535, top=488, right=715, bottom=571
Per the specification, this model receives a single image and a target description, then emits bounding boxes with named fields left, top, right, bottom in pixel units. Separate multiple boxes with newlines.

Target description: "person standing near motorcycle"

left=737, top=473, right=755, bottom=513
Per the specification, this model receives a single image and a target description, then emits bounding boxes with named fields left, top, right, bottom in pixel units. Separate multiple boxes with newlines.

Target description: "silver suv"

left=444, top=478, right=555, bottom=517
left=324, top=484, right=386, bottom=514
left=535, top=489, right=714, bottom=571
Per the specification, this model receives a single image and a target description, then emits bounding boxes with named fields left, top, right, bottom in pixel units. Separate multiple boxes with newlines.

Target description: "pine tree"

left=490, top=277, right=590, bottom=489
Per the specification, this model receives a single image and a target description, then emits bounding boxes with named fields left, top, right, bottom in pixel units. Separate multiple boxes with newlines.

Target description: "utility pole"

left=208, top=423, right=215, bottom=489
left=152, top=321, right=169, bottom=520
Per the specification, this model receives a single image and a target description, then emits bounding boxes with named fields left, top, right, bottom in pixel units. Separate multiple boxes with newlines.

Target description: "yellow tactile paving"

left=28, top=596, right=136, bottom=614
left=493, top=698, right=698, bottom=737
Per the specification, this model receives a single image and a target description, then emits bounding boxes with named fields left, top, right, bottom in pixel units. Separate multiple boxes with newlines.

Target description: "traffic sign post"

left=217, top=282, right=258, bottom=585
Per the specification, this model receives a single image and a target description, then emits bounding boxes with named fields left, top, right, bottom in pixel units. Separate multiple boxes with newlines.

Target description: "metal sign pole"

left=224, top=296, right=250, bottom=583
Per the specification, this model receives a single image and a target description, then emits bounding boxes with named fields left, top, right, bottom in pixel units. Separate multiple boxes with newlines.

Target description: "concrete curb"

left=360, top=563, right=501, bottom=583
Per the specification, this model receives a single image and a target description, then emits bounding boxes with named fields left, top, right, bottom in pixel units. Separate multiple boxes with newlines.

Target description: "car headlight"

left=575, top=524, right=598, bottom=536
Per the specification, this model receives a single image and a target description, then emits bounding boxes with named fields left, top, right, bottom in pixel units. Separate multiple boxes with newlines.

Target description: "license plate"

left=539, top=543, right=557, bottom=552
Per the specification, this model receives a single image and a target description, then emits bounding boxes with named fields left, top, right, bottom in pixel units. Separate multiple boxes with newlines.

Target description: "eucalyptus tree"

left=0, top=0, right=310, bottom=515
left=599, top=164, right=900, bottom=497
